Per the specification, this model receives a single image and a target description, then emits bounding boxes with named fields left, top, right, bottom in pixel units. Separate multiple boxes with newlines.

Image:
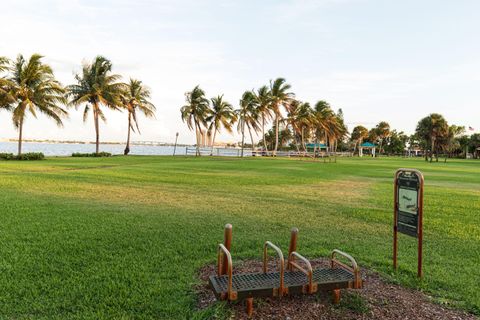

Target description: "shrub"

left=0, top=153, right=15, bottom=160
left=72, top=152, right=112, bottom=158
left=15, top=152, right=45, bottom=160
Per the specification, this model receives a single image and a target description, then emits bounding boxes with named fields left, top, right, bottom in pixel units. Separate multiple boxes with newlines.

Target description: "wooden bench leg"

left=332, top=289, right=341, bottom=304
left=246, top=298, right=254, bottom=317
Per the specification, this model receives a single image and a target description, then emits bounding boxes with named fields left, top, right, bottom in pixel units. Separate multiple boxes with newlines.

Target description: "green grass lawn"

left=0, top=156, right=479, bottom=319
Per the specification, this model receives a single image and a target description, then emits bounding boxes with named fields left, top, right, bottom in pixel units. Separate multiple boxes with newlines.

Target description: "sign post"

left=393, top=168, right=424, bottom=278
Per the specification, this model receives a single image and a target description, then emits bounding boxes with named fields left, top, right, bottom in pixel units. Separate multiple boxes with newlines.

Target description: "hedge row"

left=71, top=152, right=112, bottom=157
left=0, top=152, right=45, bottom=160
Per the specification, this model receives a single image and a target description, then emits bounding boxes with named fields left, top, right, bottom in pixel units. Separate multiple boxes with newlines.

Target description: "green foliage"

left=72, top=152, right=112, bottom=157
left=334, top=292, right=370, bottom=314
left=0, top=152, right=45, bottom=160
left=0, top=152, right=15, bottom=160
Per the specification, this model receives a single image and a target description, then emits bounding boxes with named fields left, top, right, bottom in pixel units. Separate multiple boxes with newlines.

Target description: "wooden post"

left=222, top=224, right=232, bottom=275
left=246, top=297, right=253, bottom=317
left=332, top=289, right=341, bottom=304
left=287, top=227, right=298, bottom=271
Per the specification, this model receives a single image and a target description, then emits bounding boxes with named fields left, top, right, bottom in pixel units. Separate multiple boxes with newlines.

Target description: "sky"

left=1, top=0, right=479, bottom=144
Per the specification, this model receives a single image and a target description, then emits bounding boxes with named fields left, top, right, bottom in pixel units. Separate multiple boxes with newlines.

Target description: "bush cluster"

left=0, top=152, right=45, bottom=160
left=72, top=152, right=112, bottom=157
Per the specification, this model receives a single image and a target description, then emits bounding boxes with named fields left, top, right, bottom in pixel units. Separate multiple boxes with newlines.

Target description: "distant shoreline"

left=0, top=139, right=190, bottom=147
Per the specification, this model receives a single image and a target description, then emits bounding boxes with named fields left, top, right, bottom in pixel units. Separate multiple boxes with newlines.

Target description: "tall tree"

left=438, top=125, right=465, bottom=161
left=121, top=79, right=156, bottom=155
left=350, top=125, right=369, bottom=154
left=313, top=101, right=338, bottom=154
left=67, top=56, right=125, bottom=154
left=237, top=91, right=257, bottom=157
left=374, top=121, right=391, bottom=155
left=5, top=54, right=67, bottom=155
left=207, top=95, right=236, bottom=153
left=269, top=78, right=294, bottom=156
left=415, top=113, right=449, bottom=162
left=180, top=85, right=210, bottom=156
left=255, top=85, right=272, bottom=154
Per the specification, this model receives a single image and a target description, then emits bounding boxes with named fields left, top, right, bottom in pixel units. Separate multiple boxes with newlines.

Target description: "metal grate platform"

left=209, top=267, right=357, bottom=300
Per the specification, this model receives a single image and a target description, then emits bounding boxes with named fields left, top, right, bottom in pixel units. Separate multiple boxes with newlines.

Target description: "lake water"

left=0, top=141, right=183, bottom=156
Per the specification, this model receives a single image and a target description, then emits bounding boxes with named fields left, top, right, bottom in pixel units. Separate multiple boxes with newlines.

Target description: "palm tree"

left=415, top=113, right=448, bottom=162
left=296, top=102, right=314, bottom=153
left=269, top=78, right=294, bottom=156
left=313, top=101, right=335, bottom=153
left=255, top=85, right=272, bottom=154
left=207, top=95, right=236, bottom=150
left=0, top=56, right=14, bottom=110
left=374, top=121, right=390, bottom=155
left=4, top=54, right=67, bottom=155
left=237, top=91, right=257, bottom=157
left=67, top=56, right=125, bottom=154
left=180, top=85, right=211, bottom=156
left=121, top=79, right=156, bottom=155
left=351, top=125, right=369, bottom=154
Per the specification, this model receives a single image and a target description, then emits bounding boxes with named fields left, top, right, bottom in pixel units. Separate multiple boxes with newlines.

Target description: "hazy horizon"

left=1, top=0, right=479, bottom=144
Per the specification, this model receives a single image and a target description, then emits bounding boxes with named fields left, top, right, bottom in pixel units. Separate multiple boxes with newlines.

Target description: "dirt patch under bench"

left=196, top=259, right=476, bottom=320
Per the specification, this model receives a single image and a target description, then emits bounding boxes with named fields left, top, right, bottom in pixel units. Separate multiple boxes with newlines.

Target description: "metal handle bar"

left=263, top=241, right=285, bottom=296
left=331, top=249, right=361, bottom=289
left=288, top=252, right=317, bottom=293
left=217, top=244, right=237, bottom=300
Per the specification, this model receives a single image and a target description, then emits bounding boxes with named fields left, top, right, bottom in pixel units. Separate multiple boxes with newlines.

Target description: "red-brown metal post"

left=287, top=227, right=298, bottom=271
left=246, top=297, right=253, bottom=317
left=417, top=174, right=424, bottom=278
left=332, top=289, right=341, bottom=304
left=222, top=224, right=232, bottom=275
left=393, top=173, right=399, bottom=271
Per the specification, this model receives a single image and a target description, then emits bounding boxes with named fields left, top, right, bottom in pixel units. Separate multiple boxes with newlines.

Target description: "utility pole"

left=173, top=132, right=179, bottom=156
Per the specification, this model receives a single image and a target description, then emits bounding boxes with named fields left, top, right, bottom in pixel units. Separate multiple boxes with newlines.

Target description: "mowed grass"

left=0, top=156, right=479, bottom=319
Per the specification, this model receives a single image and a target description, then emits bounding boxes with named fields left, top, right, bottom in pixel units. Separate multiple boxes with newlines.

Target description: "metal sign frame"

left=393, top=168, right=424, bottom=278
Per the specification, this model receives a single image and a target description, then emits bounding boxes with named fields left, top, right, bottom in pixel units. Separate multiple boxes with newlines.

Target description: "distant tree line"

left=0, top=54, right=155, bottom=156
left=180, top=81, right=479, bottom=160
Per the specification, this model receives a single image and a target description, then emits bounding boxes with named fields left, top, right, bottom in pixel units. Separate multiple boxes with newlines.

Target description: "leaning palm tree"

left=269, top=78, right=294, bottom=156
left=121, top=79, right=156, bottom=155
left=180, top=85, right=211, bottom=156
left=66, top=56, right=125, bottom=154
left=255, top=85, right=272, bottom=154
left=236, top=91, right=257, bottom=157
left=5, top=54, right=67, bottom=155
left=206, top=95, right=236, bottom=154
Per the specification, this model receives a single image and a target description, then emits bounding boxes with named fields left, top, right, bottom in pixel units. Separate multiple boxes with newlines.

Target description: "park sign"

left=393, top=169, right=424, bottom=278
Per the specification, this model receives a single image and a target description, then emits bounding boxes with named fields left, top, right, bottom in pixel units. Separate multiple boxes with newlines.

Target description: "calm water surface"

left=0, top=141, right=183, bottom=156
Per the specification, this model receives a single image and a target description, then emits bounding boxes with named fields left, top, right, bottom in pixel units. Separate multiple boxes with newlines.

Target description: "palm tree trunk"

left=194, top=120, right=200, bottom=156
left=301, top=128, right=306, bottom=155
left=124, top=112, right=132, bottom=155
left=210, top=128, right=217, bottom=156
left=262, top=114, right=268, bottom=156
left=273, top=114, right=279, bottom=156
left=430, top=137, right=435, bottom=162
left=241, top=120, right=245, bottom=157
left=248, top=124, right=254, bottom=154
left=17, top=118, right=23, bottom=156
left=94, top=107, right=100, bottom=155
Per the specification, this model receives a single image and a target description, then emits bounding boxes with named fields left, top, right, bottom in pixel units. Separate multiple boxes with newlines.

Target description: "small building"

left=359, top=142, right=376, bottom=157
left=305, top=143, right=327, bottom=151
